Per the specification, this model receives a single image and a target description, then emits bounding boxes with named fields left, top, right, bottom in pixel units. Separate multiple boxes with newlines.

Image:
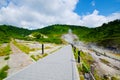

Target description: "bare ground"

left=7, top=42, right=33, bottom=76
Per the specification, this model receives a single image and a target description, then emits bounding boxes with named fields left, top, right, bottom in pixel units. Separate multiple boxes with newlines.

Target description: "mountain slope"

left=85, top=20, right=120, bottom=49
left=0, top=25, right=32, bottom=43
left=0, top=20, right=120, bottom=49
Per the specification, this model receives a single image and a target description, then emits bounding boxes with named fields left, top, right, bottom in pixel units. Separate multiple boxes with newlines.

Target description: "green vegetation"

left=0, top=19, right=119, bottom=79
left=100, top=58, right=110, bottom=65
left=80, top=75, right=84, bottom=80
left=13, top=40, right=30, bottom=54
left=0, top=65, right=9, bottom=80
left=83, top=20, right=120, bottom=49
left=36, top=37, right=62, bottom=44
left=94, top=70, right=101, bottom=80
left=32, top=19, right=120, bottom=48
left=73, top=47, right=94, bottom=72
left=4, top=56, right=10, bottom=60
left=31, top=32, right=43, bottom=39
left=30, top=55, right=40, bottom=61
left=32, top=25, right=70, bottom=44
left=73, top=47, right=102, bottom=79
left=0, top=44, right=11, bottom=56
left=0, top=19, right=120, bottom=48
left=0, top=25, right=33, bottom=44
left=30, top=54, right=48, bottom=61
left=42, top=53, right=48, bottom=57
left=80, top=51, right=94, bottom=70
left=68, top=20, right=120, bottom=50
left=111, top=76, right=120, bottom=80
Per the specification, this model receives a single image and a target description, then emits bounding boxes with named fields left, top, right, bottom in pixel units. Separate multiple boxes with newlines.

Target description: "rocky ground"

left=62, top=33, right=120, bottom=79
left=8, top=42, right=33, bottom=76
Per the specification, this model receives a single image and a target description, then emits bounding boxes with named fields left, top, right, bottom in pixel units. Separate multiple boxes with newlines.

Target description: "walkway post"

left=42, top=44, right=44, bottom=54
left=78, top=51, right=80, bottom=63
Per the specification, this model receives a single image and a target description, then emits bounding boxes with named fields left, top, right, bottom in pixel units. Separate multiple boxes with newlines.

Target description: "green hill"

left=0, top=20, right=120, bottom=49
left=32, top=24, right=91, bottom=44
left=87, top=20, right=120, bottom=49
left=72, top=19, right=120, bottom=49
left=0, top=25, right=32, bottom=43
left=32, top=19, right=120, bottom=49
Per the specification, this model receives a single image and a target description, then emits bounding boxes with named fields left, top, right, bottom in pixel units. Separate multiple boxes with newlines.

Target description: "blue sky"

left=75, top=0, right=120, bottom=16
left=0, top=0, right=120, bottom=29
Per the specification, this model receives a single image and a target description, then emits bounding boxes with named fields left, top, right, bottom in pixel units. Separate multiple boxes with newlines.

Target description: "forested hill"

left=0, top=20, right=120, bottom=49
left=0, top=25, right=32, bottom=43
left=89, top=19, right=120, bottom=49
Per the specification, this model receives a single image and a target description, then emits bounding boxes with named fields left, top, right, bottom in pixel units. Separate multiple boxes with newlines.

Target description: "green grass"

left=0, top=44, right=11, bottom=56
left=31, top=54, right=48, bottom=61
left=42, top=53, right=48, bottom=57
left=80, top=51, right=94, bottom=69
left=94, top=70, right=101, bottom=80
left=4, top=56, right=10, bottom=60
left=73, top=47, right=93, bottom=66
left=13, top=40, right=30, bottom=54
left=73, top=47, right=96, bottom=79
left=80, top=75, right=85, bottom=80
left=30, top=55, right=38, bottom=61
left=82, top=62, right=90, bottom=73
left=0, top=65, right=9, bottom=80
left=99, top=58, right=110, bottom=65
left=111, top=76, right=120, bottom=80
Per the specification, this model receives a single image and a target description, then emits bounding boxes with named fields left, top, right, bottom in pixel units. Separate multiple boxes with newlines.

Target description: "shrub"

left=4, top=56, right=10, bottom=60
left=0, top=65, right=9, bottom=80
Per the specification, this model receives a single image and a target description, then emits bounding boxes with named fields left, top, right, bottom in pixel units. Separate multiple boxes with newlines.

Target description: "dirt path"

left=10, top=42, right=23, bottom=53
left=7, top=42, right=33, bottom=76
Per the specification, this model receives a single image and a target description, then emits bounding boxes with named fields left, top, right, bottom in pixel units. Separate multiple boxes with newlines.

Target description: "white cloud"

left=80, top=10, right=120, bottom=27
left=0, top=0, right=120, bottom=29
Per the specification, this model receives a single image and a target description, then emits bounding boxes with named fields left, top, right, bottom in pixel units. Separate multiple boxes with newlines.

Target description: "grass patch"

left=0, top=44, right=11, bottom=56
left=72, top=47, right=95, bottom=79
left=4, top=56, right=10, bottom=60
left=80, top=75, right=85, bottom=80
left=31, top=54, right=48, bottom=61
left=94, top=70, right=101, bottom=80
left=82, top=62, right=90, bottom=73
left=29, top=47, right=41, bottom=52
left=42, top=53, right=48, bottom=57
left=30, top=55, right=38, bottom=61
left=80, top=51, right=94, bottom=69
left=100, top=58, right=110, bottom=64
left=111, top=76, right=120, bottom=80
left=73, top=47, right=78, bottom=60
left=13, top=40, right=30, bottom=54
left=0, top=65, right=9, bottom=80
left=45, top=46, right=51, bottom=49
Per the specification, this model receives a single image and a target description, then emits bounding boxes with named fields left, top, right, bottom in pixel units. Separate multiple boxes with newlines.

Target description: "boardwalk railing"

left=71, top=44, right=96, bottom=80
